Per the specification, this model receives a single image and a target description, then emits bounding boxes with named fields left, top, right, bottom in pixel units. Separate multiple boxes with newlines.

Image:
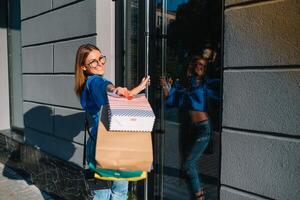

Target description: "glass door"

left=149, top=0, right=223, bottom=199
left=115, top=0, right=149, bottom=199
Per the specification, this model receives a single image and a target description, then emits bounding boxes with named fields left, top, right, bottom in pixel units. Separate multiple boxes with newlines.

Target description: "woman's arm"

left=106, top=84, right=128, bottom=96
left=128, top=75, right=150, bottom=96
left=160, top=76, right=170, bottom=97
left=106, top=75, right=150, bottom=97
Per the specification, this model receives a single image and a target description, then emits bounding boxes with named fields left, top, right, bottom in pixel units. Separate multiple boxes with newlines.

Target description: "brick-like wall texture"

left=221, top=0, right=300, bottom=199
left=21, top=0, right=99, bottom=166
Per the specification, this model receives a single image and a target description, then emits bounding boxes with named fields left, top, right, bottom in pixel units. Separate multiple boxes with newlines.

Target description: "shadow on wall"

left=24, top=106, right=84, bottom=164
left=23, top=105, right=85, bottom=163
left=1, top=105, right=89, bottom=200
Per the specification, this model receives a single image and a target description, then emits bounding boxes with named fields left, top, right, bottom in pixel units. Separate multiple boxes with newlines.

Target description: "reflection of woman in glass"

left=184, top=55, right=219, bottom=200
left=162, top=55, right=219, bottom=200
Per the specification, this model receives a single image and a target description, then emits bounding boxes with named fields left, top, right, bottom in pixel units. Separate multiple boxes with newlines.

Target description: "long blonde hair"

left=74, top=44, right=100, bottom=97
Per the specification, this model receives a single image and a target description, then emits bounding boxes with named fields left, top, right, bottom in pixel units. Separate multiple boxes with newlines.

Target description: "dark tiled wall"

left=0, top=132, right=89, bottom=200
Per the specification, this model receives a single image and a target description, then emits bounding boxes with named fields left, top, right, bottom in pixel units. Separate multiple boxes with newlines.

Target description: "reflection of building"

left=125, top=0, right=139, bottom=88
left=156, top=9, right=176, bottom=28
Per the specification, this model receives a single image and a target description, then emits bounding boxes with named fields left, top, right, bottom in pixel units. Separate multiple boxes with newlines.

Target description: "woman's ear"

left=81, top=65, right=87, bottom=71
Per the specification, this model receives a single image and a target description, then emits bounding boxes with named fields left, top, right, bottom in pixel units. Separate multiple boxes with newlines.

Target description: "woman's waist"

left=189, top=110, right=208, bottom=122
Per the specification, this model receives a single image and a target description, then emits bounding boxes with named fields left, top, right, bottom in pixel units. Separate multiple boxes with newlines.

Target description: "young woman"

left=161, top=55, right=219, bottom=200
left=74, top=44, right=150, bottom=200
left=184, top=55, right=216, bottom=200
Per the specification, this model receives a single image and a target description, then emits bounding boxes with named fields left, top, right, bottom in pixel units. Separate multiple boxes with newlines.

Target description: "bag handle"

left=82, top=87, right=96, bottom=168
left=81, top=79, right=112, bottom=190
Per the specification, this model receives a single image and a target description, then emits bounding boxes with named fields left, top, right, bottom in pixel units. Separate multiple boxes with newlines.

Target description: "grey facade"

left=0, top=0, right=10, bottom=130
left=21, top=0, right=115, bottom=167
left=0, top=0, right=299, bottom=199
left=221, top=0, right=300, bottom=199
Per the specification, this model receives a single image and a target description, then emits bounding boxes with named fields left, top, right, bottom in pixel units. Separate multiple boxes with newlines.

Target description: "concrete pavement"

left=0, top=163, right=54, bottom=200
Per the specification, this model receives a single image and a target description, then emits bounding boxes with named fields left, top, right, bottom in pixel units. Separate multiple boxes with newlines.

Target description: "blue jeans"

left=183, top=120, right=211, bottom=193
left=87, top=137, right=129, bottom=200
left=92, top=181, right=128, bottom=200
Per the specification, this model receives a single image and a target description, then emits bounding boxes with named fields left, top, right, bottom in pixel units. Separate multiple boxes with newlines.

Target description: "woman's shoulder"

left=87, top=74, right=105, bottom=82
left=204, top=76, right=220, bottom=86
left=87, top=75, right=111, bottom=88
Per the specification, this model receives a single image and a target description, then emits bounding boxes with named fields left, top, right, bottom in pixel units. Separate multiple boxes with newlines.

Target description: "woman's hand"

left=160, top=76, right=167, bottom=88
left=127, top=75, right=150, bottom=97
left=160, top=76, right=170, bottom=96
left=138, top=75, right=151, bottom=90
left=114, top=87, right=129, bottom=96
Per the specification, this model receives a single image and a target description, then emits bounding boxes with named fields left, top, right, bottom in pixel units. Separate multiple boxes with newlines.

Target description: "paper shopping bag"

left=95, top=121, right=153, bottom=172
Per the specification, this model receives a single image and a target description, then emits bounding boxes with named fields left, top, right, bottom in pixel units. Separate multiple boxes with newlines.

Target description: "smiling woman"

left=74, top=43, right=150, bottom=200
left=81, top=51, right=106, bottom=76
left=74, top=44, right=150, bottom=98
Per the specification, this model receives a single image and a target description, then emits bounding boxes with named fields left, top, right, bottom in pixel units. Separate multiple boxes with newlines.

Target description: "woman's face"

left=81, top=50, right=106, bottom=75
left=194, top=59, right=207, bottom=77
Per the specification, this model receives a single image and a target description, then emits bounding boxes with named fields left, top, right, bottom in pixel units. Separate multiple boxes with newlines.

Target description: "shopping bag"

left=105, top=93, right=155, bottom=132
left=89, top=162, right=147, bottom=181
left=95, top=121, right=153, bottom=172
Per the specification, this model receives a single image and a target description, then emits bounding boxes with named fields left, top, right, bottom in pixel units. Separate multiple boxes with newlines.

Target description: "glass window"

left=153, top=0, right=222, bottom=199
left=116, top=0, right=222, bottom=199
left=115, top=1, right=148, bottom=199
left=116, top=0, right=143, bottom=88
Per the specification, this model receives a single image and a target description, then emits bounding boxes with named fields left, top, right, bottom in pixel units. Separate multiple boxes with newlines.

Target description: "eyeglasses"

left=87, top=56, right=107, bottom=68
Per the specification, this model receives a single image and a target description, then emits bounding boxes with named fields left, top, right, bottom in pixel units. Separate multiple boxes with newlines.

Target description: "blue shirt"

left=80, top=75, right=112, bottom=136
left=166, top=80, right=187, bottom=108
left=166, top=76, right=220, bottom=111
left=187, top=76, right=220, bottom=111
